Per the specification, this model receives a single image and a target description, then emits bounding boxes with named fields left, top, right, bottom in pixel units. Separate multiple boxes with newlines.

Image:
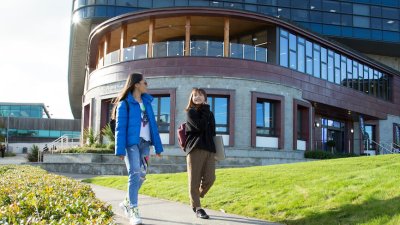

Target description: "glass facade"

left=73, top=0, right=400, bottom=43
left=0, top=104, right=49, bottom=118
left=0, top=129, right=81, bottom=139
left=279, top=28, right=391, bottom=101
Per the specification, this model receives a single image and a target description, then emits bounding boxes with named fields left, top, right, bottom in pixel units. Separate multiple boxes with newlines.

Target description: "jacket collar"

left=126, top=93, right=153, bottom=104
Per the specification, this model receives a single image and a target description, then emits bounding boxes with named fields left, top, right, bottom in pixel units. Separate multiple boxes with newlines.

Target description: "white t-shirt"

left=139, top=103, right=150, bottom=141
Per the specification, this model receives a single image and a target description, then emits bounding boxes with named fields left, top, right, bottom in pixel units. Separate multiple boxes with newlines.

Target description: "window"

left=334, top=53, right=340, bottom=85
left=327, top=50, right=334, bottom=83
left=340, top=56, right=347, bottom=86
left=364, top=125, right=376, bottom=150
left=346, top=58, right=353, bottom=88
left=153, top=0, right=173, bottom=7
left=353, top=16, right=370, bottom=28
left=313, top=44, right=320, bottom=78
left=289, top=33, right=297, bottom=69
left=292, top=9, right=308, bottom=22
left=256, top=101, right=275, bottom=136
left=353, top=4, right=369, bottom=16
left=252, top=92, right=284, bottom=149
left=306, top=40, right=313, bottom=75
left=321, top=47, right=327, bottom=80
left=207, top=96, right=229, bottom=134
left=297, top=38, right=305, bottom=73
left=352, top=61, right=358, bottom=90
left=279, top=29, right=289, bottom=67
left=151, top=96, right=171, bottom=133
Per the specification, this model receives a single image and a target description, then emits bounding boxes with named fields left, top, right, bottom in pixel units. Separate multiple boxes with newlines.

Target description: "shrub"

left=107, top=142, right=115, bottom=150
left=83, top=128, right=99, bottom=147
left=56, top=146, right=114, bottom=154
left=4, top=152, right=16, bottom=157
left=27, top=145, right=39, bottom=162
left=101, top=123, right=115, bottom=143
left=304, top=150, right=335, bottom=159
left=304, top=150, right=359, bottom=159
left=0, top=165, right=113, bottom=224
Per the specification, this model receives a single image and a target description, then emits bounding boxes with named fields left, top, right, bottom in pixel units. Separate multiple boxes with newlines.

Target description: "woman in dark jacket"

left=184, top=88, right=216, bottom=219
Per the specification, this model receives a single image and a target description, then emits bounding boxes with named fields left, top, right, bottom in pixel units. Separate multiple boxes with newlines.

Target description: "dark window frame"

left=251, top=92, right=284, bottom=149
left=203, top=88, right=235, bottom=146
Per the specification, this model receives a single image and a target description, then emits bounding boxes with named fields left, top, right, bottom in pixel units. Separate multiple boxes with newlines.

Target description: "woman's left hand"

left=155, top=153, right=162, bottom=158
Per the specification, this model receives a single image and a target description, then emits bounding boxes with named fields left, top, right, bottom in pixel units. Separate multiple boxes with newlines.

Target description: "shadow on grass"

left=283, top=196, right=400, bottom=225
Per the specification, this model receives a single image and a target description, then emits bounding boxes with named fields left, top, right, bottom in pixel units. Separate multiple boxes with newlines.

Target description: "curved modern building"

left=69, top=1, right=400, bottom=158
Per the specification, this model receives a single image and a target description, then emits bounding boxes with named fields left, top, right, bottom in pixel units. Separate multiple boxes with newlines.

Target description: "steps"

left=36, top=149, right=310, bottom=175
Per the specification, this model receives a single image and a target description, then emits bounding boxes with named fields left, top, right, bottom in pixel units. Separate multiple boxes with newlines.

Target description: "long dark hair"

left=111, top=72, right=143, bottom=119
left=185, top=88, right=207, bottom=111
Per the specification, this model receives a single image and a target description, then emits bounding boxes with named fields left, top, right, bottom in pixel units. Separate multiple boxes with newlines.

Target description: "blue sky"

left=0, top=1, right=73, bottom=119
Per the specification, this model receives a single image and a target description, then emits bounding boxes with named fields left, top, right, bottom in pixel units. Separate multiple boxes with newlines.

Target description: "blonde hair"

left=185, top=88, right=207, bottom=111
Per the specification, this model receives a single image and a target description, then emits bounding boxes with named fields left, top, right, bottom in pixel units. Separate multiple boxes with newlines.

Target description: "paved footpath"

left=58, top=173, right=281, bottom=225
left=0, top=154, right=28, bottom=164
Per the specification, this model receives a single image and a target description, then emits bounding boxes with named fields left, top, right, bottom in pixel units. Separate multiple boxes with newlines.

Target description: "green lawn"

left=83, top=154, right=400, bottom=225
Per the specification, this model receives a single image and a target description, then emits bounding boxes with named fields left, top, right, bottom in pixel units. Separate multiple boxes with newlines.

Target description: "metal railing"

left=37, top=135, right=81, bottom=162
left=368, top=140, right=395, bottom=155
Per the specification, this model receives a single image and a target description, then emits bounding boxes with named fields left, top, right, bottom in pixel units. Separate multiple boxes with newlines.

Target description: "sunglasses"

left=137, top=80, right=148, bottom=86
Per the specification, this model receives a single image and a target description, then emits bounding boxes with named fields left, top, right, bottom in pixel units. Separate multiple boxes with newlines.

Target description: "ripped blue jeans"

left=124, top=138, right=150, bottom=207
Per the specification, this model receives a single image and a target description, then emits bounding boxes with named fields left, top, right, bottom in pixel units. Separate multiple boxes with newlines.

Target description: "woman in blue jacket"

left=112, top=72, right=163, bottom=225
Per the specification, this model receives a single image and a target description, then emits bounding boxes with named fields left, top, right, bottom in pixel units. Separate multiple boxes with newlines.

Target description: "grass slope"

left=83, top=155, right=400, bottom=225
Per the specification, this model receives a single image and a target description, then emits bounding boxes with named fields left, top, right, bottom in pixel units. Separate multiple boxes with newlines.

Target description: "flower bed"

left=0, top=165, right=113, bottom=224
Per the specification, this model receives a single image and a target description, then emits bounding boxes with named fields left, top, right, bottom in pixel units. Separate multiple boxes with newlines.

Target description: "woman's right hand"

left=119, top=156, right=124, bottom=160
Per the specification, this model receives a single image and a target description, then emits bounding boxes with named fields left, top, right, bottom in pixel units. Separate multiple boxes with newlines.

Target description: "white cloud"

left=0, top=0, right=73, bottom=119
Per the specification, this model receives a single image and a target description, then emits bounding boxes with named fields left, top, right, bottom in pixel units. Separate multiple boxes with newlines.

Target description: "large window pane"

left=151, top=96, right=170, bottom=133
left=208, top=96, right=229, bottom=134
left=256, top=101, right=275, bottom=136
left=353, top=16, right=370, bottom=28
left=279, top=35, right=288, bottom=67
left=353, top=4, right=370, bottom=16
left=297, top=38, right=305, bottom=73
left=313, top=44, right=320, bottom=78
left=306, top=41, right=313, bottom=75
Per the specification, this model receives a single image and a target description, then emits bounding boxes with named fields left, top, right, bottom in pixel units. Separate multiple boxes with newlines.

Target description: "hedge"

left=304, top=150, right=359, bottom=159
left=0, top=166, right=113, bottom=224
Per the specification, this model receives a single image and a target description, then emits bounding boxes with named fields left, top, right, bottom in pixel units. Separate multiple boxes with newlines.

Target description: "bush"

left=83, top=128, right=99, bottom=147
left=4, top=152, right=16, bottom=157
left=0, top=165, right=113, bottom=224
left=101, top=123, right=115, bottom=143
left=55, top=146, right=114, bottom=154
left=305, top=150, right=359, bottom=159
left=27, top=145, right=39, bottom=162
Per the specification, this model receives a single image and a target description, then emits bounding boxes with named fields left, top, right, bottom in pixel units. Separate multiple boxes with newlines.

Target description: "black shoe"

left=196, top=208, right=209, bottom=219
left=192, top=207, right=196, bottom=213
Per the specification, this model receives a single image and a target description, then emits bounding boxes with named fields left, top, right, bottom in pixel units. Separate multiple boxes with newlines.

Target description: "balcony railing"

left=99, top=40, right=268, bottom=68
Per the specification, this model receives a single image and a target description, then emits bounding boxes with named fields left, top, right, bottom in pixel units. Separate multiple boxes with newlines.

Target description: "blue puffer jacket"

left=115, top=93, right=164, bottom=156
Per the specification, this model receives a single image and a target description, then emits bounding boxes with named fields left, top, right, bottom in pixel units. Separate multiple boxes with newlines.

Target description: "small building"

left=0, top=102, right=81, bottom=153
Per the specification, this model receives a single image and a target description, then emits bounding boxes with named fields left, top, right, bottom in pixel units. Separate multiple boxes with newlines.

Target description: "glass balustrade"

left=153, top=41, right=184, bottom=57
left=231, top=43, right=268, bottom=62
left=122, top=44, right=148, bottom=63
left=190, top=41, right=223, bottom=57
left=99, top=41, right=268, bottom=68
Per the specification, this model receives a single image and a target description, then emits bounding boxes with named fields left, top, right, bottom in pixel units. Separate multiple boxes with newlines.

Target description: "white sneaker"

left=119, top=199, right=130, bottom=218
left=129, top=207, right=142, bottom=225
